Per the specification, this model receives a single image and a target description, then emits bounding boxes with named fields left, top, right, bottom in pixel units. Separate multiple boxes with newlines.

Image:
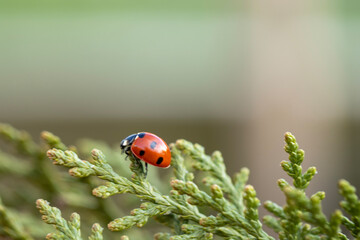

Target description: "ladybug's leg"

left=125, top=147, right=132, bottom=157
left=123, top=146, right=132, bottom=160
left=144, top=162, right=148, bottom=178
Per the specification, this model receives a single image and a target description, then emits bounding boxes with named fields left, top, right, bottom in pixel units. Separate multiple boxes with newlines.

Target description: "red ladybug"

left=120, top=132, right=171, bottom=176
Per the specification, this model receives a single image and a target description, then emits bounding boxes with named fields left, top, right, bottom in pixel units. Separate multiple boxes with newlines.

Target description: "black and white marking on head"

left=156, top=157, right=163, bottom=165
left=150, top=141, right=157, bottom=149
left=121, top=133, right=138, bottom=148
left=139, top=150, right=145, bottom=156
left=138, top=132, right=146, bottom=138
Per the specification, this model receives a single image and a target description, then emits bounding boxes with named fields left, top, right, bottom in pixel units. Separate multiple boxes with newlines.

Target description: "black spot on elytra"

left=156, top=157, right=163, bottom=165
left=138, top=133, right=145, bottom=138
left=150, top=141, right=157, bottom=149
left=139, top=150, right=145, bottom=156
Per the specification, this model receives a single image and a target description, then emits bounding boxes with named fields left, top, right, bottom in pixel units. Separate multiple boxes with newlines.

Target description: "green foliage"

left=45, top=138, right=274, bottom=239
left=0, top=123, right=154, bottom=239
left=0, top=124, right=360, bottom=239
left=0, top=197, right=33, bottom=240
left=338, top=179, right=360, bottom=238
left=263, top=132, right=347, bottom=240
left=36, top=199, right=104, bottom=240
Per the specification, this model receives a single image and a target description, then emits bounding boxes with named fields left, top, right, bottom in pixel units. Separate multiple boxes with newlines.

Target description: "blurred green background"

left=0, top=0, right=359, bottom=238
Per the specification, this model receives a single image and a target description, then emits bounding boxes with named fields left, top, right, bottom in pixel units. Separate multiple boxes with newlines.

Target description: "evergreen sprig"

left=0, top=197, right=33, bottom=240
left=338, top=179, right=360, bottom=238
left=281, top=132, right=317, bottom=190
left=0, top=123, right=41, bottom=157
left=264, top=132, right=348, bottom=240
left=0, top=124, right=138, bottom=239
left=0, top=150, right=33, bottom=176
left=174, top=139, right=244, bottom=212
left=36, top=199, right=103, bottom=240
left=1, top=123, right=360, bottom=239
left=46, top=141, right=274, bottom=239
left=46, top=148, right=207, bottom=233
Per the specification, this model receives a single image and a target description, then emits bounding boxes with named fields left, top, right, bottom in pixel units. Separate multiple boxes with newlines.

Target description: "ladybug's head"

left=120, top=133, right=138, bottom=152
left=120, top=139, right=128, bottom=150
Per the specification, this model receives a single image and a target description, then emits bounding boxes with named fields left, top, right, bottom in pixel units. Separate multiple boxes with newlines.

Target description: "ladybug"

left=120, top=132, right=171, bottom=176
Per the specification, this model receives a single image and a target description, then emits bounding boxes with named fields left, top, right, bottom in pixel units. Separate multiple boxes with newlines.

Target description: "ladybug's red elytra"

left=120, top=132, right=171, bottom=176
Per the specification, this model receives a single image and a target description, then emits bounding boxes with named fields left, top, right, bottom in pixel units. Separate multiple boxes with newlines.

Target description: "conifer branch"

left=264, top=132, right=347, bottom=239
left=338, top=179, right=360, bottom=238
left=36, top=199, right=104, bottom=240
left=1, top=123, right=359, bottom=239
left=47, top=142, right=274, bottom=239
left=0, top=197, right=33, bottom=240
